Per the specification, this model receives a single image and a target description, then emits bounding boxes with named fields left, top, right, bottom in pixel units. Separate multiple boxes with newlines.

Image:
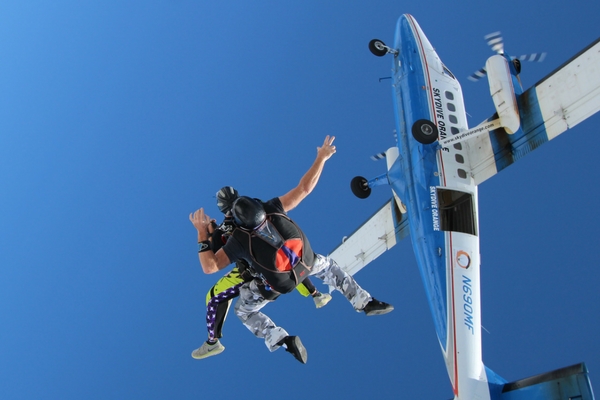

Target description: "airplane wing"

left=466, top=37, right=600, bottom=185
left=328, top=198, right=408, bottom=277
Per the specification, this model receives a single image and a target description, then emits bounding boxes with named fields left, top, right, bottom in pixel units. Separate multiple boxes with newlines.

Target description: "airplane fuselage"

left=348, top=12, right=597, bottom=399
left=387, top=14, right=492, bottom=399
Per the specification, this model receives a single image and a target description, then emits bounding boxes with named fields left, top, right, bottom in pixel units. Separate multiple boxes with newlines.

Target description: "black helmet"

left=231, top=196, right=266, bottom=230
left=216, top=186, right=239, bottom=214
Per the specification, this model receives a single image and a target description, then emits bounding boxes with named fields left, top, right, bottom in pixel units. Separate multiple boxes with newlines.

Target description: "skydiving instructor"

left=189, top=136, right=393, bottom=363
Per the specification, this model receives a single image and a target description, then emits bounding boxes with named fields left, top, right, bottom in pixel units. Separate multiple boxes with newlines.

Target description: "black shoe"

left=280, top=336, right=308, bottom=364
left=363, top=298, right=394, bottom=316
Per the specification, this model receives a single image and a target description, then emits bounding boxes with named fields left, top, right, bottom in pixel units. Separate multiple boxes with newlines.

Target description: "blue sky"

left=1, top=1, right=599, bottom=399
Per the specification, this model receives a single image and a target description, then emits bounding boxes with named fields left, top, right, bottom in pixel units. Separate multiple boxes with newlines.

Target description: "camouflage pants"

left=234, top=254, right=372, bottom=352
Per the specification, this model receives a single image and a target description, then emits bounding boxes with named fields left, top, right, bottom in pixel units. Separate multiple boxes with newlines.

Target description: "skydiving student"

left=191, top=187, right=332, bottom=360
left=189, top=136, right=393, bottom=364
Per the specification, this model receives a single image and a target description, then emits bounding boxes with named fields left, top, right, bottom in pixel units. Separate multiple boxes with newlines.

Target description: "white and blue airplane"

left=329, top=13, right=600, bottom=400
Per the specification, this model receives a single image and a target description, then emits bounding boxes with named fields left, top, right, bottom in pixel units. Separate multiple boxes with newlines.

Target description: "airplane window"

left=437, top=188, right=477, bottom=236
left=447, top=103, right=456, bottom=112
left=451, top=127, right=460, bottom=135
left=442, top=65, right=456, bottom=79
left=445, top=91, right=454, bottom=100
left=453, top=143, right=462, bottom=150
left=455, top=154, right=464, bottom=164
left=457, top=169, right=467, bottom=179
left=449, top=115, right=458, bottom=124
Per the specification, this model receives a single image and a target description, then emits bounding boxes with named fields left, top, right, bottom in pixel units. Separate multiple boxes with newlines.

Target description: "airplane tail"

left=485, top=363, right=595, bottom=400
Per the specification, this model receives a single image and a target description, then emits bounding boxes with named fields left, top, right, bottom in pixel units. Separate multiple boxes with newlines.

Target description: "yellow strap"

left=295, top=282, right=311, bottom=297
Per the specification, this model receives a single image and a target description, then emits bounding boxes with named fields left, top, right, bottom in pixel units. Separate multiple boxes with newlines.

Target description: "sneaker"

left=363, top=298, right=394, bottom=316
left=279, top=336, right=308, bottom=364
left=313, top=292, right=332, bottom=308
left=191, top=339, right=225, bottom=359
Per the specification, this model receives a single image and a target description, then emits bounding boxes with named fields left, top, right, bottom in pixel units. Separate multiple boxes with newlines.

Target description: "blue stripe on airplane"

left=390, top=15, right=449, bottom=350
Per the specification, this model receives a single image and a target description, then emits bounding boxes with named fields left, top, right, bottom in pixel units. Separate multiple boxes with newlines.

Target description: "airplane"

left=328, top=13, right=600, bottom=400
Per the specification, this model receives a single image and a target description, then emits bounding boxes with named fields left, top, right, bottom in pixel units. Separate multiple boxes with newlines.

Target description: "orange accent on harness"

left=275, top=239, right=303, bottom=272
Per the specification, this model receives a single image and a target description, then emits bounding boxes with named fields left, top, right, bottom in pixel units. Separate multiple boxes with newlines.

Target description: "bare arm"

left=279, top=135, right=336, bottom=212
left=189, top=208, right=231, bottom=274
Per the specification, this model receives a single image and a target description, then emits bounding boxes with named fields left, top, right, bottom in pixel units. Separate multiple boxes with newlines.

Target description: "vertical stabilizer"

left=496, top=363, right=595, bottom=400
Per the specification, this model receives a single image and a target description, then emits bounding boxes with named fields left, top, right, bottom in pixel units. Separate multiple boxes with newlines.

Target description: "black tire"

left=412, top=119, right=438, bottom=144
left=369, top=39, right=388, bottom=57
left=351, top=176, right=371, bottom=199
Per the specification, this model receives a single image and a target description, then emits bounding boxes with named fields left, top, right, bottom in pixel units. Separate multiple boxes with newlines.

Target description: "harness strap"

left=234, top=213, right=312, bottom=292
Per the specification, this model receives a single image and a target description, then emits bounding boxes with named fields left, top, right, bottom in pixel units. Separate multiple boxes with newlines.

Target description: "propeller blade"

left=370, top=152, right=386, bottom=161
left=484, top=31, right=504, bottom=54
left=515, top=52, right=547, bottom=62
left=467, top=68, right=487, bottom=82
left=469, top=32, right=546, bottom=83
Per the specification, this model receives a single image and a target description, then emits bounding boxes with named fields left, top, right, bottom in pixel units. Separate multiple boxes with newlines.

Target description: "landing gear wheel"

left=351, top=176, right=371, bottom=199
left=369, top=39, right=388, bottom=57
left=412, top=119, right=438, bottom=144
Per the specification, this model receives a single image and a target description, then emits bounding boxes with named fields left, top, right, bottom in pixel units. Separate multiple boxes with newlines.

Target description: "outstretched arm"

left=279, top=135, right=336, bottom=212
left=189, top=208, right=231, bottom=274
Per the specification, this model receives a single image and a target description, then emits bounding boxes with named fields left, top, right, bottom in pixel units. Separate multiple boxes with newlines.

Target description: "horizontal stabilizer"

left=328, top=198, right=408, bottom=277
left=499, top=362, right=595, bottom=400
